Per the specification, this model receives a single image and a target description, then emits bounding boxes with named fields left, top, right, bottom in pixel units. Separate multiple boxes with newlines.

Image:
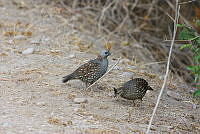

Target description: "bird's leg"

left=133, top=99, right=142, bottom=107
left=135, top=98, right=143, bottom=107
left=132, top=100, right=136, bottom=107
left=85, top=83, right=89, bottom=88
left=85, top=83, right=94, bottom=94
left=139, top=98, right=143, bottom=107
left=127, top=107, right=132, bottom=122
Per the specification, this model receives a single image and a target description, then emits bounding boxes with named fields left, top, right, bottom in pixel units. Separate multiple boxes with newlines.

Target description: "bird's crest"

left=105, top=42, right=112, bottom=51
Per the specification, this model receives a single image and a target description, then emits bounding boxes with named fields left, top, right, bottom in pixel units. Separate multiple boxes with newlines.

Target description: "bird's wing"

left=123, top=80, right=135, bottom=88
left=74, top=61, right=100, bottom=78
left=135, top=79, right=148, bottom=88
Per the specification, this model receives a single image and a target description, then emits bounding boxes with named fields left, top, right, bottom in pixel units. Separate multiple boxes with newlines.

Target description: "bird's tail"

left=147, top=86, right=153, bottom=91
left=62, top=74, right=74, bottom=83
left=114, top=88, right=118, bottom=97
left=113, top=87, right=122, bottom=97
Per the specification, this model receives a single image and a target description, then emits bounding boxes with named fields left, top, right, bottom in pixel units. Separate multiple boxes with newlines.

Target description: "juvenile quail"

left=62, top=50, right=111, bottom=87
left=114, top=78, right=153, bottom=105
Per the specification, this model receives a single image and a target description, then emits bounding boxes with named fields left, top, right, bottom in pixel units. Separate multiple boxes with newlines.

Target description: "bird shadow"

left=113, top=98, right=133, bottom=106
left=112, top=98, right=146, bottom=109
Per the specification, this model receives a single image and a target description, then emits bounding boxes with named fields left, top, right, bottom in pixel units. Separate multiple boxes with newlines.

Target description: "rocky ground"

left=0, top=0, right=199, bottom=134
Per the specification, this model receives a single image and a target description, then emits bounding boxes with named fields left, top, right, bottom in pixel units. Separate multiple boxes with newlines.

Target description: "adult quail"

left=62, top=50, right=111, bottom=87
left=114, top=78, right=153, bottom=105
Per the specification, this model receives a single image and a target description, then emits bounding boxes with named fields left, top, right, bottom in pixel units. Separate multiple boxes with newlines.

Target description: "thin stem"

left=85, top=58, right=121, bottom=90
left=146, top=0, right=180, bottom=133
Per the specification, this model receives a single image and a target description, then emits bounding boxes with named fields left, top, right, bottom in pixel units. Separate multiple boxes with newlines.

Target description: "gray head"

left=100, top=50, right=111, bottom=58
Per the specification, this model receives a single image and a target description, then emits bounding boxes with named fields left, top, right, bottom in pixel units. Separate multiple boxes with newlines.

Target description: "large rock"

left=166, top=91, right=182, bottom=101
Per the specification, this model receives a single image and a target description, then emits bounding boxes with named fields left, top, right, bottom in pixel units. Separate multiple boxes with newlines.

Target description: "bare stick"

left=146, top=0, right=180, bottom=133
left=166, top=0, right=191, bottom=28
left=178, top=0, right=196, bottom=5
left=98, top=0, right=116, bottom=33
left=85, top=58, right=121, bottom=90
left=140, top=61, right=166, bottom=66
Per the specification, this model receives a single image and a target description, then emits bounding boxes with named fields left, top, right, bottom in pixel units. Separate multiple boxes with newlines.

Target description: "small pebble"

left=14, top=35, right=26, bottom=40
left=108, top=92, right=114, bottom=97
left=73, top=98, right=88, bottom=104
left=2, top=122, right=12, bottom=127
left=30, top=40, right=40, bottom=44
left=189, top=87, right=196, bottom=94
left=69, top=54, right=75, bottom=58
left=7, top=40, right=14, bottom=44
left=73, top=108, right=79, bottom=112
left=22, top=48, right=34, bottom=55
left=167, top=91, right=182, bottom=101
left=182, top=101, right=197, bottom=109
left=192, top=103, right=197, bottom=109
left=113, top=65, right=122, bottom=70
left=120, top=59, right=130, bottom=64
left=36, top=102, right=47, bottom=106
left=159, top=75, right=165, bottom=80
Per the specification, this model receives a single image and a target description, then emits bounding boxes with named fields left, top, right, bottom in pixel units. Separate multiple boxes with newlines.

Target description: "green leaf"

left=187, top=65, right=195, bottom=71
left=187, top=65, right=200, bottom=74
left=196, top=20, right=200, bottom=27
left=197, top=38, right=200, bottom=44
left=193, top=89, right=200, bottom=99
left=177, top=24, right=184, bottom=27
left=194, top=52, right=200, bottom=62
left=178, top=27, right=195, bottom=40
left=187, top=65, right=193, bottom=70
left=180, top=44, right=192, bottom=49
left=190, top=36, right=199, bottom=41
left=196, top=85, right=200, bottom=89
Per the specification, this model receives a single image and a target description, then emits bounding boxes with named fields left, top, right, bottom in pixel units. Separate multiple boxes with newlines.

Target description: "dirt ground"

left=0, top=0, right=199, bottom=134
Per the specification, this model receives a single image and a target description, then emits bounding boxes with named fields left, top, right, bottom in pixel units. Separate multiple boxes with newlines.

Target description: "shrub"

left=178, top=20, right=200, bottom=99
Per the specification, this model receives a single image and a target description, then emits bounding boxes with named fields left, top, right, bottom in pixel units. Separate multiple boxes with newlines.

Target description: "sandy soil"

left=0, top=0, right=199, bottom=134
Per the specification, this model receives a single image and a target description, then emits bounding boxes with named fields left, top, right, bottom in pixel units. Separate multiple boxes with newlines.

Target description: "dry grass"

left=0, top=0, right=199, bottom=133
left=49, top=0, right=200, bottom=84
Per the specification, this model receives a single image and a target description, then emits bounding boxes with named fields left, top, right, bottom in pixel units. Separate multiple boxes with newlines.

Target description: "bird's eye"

left=105, top=52, right=108, bottom=54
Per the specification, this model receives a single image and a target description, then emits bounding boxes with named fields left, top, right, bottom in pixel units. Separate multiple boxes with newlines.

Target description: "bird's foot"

left=132, top=100, right=142, bottom=107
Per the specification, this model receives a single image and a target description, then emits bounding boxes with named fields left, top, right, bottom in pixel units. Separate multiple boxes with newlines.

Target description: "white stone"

left=2, top=122, right=12, bottom=127
left=167, top=91, right=182, bottom=101
left=22, top=48, right=34, bottom=55
left=73, top=98, right=88, bottom=104
left=30, top=40, right=40, bottom=44
left=73, top=108, right=79, bottom=112
left=14, top=35, right=26, bottom=40
left=192, top=103, right=197, bottom=109
left=159, top=75, right=165, bottom=80
left=69, top=54, right=75, bottom=58
left=108, top=92, right=114, bottom=97
left=36, top=102, right=47, bottom=106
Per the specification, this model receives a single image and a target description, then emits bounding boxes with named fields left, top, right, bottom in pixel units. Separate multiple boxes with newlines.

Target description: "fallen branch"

left=140, top=61, right=166, bottom=66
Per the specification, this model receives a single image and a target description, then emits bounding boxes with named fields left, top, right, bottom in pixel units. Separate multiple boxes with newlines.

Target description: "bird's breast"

left=100, top=59, right=108, bottom=74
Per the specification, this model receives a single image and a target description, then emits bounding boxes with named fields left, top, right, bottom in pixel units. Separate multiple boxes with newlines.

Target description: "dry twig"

left=146, top=0, right=180, bottom=133
left=85, top=58, right=121, bottom=90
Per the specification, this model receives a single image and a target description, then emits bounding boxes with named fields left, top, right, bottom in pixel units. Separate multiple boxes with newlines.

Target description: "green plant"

left=177, top=21, right=200, bottom=99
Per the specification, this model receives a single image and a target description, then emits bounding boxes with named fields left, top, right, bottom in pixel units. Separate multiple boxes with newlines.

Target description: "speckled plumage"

left=114, top=78, right=153, bottom=103
left=62, top=50, right=111, bottom=86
